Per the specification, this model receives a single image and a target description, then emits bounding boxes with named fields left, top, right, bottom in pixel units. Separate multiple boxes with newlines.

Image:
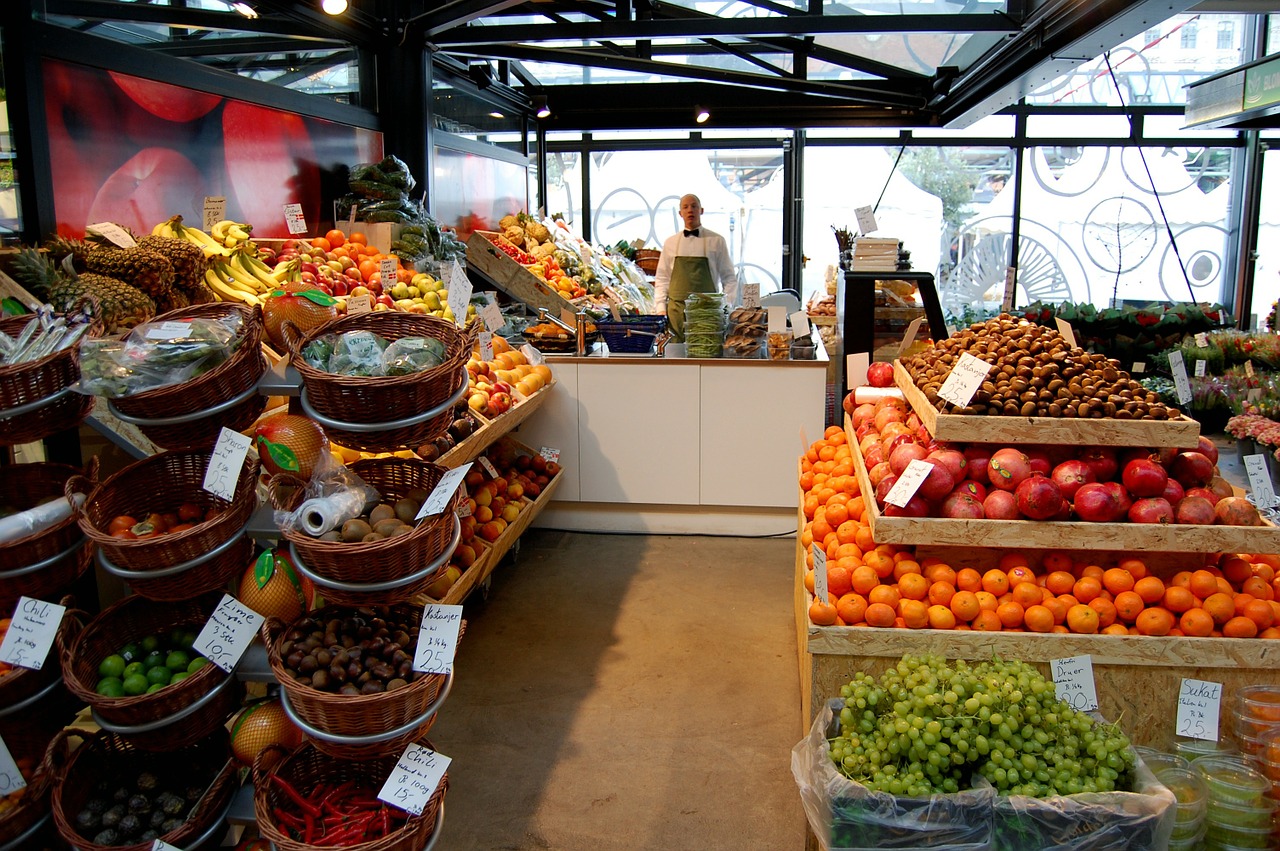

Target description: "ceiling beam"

left=404, top=0, right=531, bottom=38
left=152, top=35, right=349, bottom=57
left=43, top=0, right=376, bottom=43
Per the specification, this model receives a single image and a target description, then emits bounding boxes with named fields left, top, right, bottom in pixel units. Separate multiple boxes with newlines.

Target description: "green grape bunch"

left=828, top=654, right=1135, bottom=798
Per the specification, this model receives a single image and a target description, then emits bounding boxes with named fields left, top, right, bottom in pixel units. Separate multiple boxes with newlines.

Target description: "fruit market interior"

left=5, top=0, right=1280, bottom=849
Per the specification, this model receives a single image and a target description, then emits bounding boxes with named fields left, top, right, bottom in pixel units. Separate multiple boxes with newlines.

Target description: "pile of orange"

left=306, top=230, right=416, bottom=287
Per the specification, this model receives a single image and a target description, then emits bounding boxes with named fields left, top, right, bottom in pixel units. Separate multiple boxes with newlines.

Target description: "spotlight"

left=231, top=2, right=258, bottom=17
left=695, top=106, right=710, bottom=124
left=321, top=0, right=347, bottom=14
left=533, top=95, right=551, bottom=119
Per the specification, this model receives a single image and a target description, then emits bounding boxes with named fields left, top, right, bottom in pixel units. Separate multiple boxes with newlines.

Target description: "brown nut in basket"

left=0, top=313, right=100, bottom=447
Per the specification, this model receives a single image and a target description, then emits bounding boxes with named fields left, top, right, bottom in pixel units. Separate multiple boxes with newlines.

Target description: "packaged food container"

left=1238, top=686, right=1280, bottom=723
left=1193, top=755, right=1271, bottom=807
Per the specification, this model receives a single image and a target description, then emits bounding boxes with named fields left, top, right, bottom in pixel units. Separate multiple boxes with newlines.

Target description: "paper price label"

left=1131, top=361, right=1146, bottom=374
left=521, top=344, right=544, bottom=366
left=202, top=197, right=227, bottom=234
left=345, top=294, right=372, bottom=315
left=1051, top=655, right=1099, bottom=712
left=1249, top=388, right=1263, bottom=402
left=1001, top=266, right=1017, bottom=312
left=87, top=222, right=137, bottom=248
left=283, top=203, right=307, bottom=235
left=479, top=331, right=495, bottom=362
left=884, top=459, right=933, bottom=508
left=415, top=463, right=472, bottom=520
left=0, top=737, right=26, bottom=798
left=145, top=321, right=193, bottom=340
left=1054, top=317, right=1078, bottom=349
left=202, top=428, right=252, bottom=501
left=378, top=743, right=451, bottom=816
left=811, top=544, right=828, bottom=601
left=413, top=604, right=463, bottom=674
left=790, top=310, right=811, bottom=339
left=0, top=597, right=66, bottom=671
left=898, top=317, right=924, bottom=356
left=1194, top=359, right=1207, bottom=377
left=379, top=258, right=398, bottom=282
left=1177, top=678, right=1223, bottom=741
left=192, top=594, right=264, bottom=673
left=153, top=840, right=181, bottom=851
left=1243, top=454, right=1278, bottom=509
left=767, top=306, right=788, bottom=334
left=846, top=352, right=869, bottom=389
left=479, top=302, right=505, bottom=333
left=540, top=447, right=560, bottom=464
left=945, top=324, right=958, bottom=338
left=478, top=456, right=499, bottom=478
left=609, top=302, right=621, bottom=321
left=1246, top=360, right=1256, bottom=377
left=742, top=283, right=761, bottom=309
left=456, top=501, right=471, bottom=518
left=1195, top=332, right=1210, bottom=348
left=854, top=205, right=877, bottom=235
left=447, top=262, right=472, bottom=327
left=1168, top=351, right=1193, bottom=405
left=937, top=353, right=993, bottom=408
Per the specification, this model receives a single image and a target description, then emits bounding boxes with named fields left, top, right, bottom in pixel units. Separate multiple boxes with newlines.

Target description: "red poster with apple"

left=43, top=58, right=381, bottom=238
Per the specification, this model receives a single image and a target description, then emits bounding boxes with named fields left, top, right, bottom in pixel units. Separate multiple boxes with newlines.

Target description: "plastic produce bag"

left=274, top=461, right=380, bottom=537
left=329, top=330, right=389, bottom=377
left=382, top=336, right=446, bottom=376
left=75, top=313, right=244, bottom=397
left=792, top=700, right=995, bottom=850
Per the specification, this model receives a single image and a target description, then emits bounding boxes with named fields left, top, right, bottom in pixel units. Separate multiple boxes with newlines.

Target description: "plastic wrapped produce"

left=684, top=292, right=725, bottom=358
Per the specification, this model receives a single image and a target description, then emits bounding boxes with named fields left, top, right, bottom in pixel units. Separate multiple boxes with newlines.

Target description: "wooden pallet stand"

left=438, top=379, right=556, bottom=468
left=465, top=231, right=575, bottom=316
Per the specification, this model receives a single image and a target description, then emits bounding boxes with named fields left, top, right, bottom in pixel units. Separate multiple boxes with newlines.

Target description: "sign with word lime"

left=193, top=594, right=264, bottom=673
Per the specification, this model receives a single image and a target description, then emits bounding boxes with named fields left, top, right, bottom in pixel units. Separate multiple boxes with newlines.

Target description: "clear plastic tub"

left=1138, top=748, right=1191, bottom=774
left=1205, top=795, right=1276, bottom=830
left=1237, top=685, right=1280, bottom=723
left=1156, top=766, right=1210, bottom=823
left=1176, top=737, right=1241, bottom=762
left=1194, top=756, right=1272, bottom=807
left=1168, top=818, right=1208, bottom=849
left=1233, top=712, right=1280, bottom=739
left=1202, top=818, right=1276, bottom=849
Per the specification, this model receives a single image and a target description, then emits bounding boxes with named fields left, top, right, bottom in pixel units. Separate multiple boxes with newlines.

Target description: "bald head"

left=679, top=194, right=703, bottom=231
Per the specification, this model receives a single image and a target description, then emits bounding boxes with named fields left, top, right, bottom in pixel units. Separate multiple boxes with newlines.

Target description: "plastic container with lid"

left=1202, top=819, right=1276, bottom=849
left=1237, top=685, right=1280, bottom=723
left=1138, top=747, right=1191, bottom=774
left=1234, top=712, right=1280, bottom=739
left=1168, top=818, right=1208, bottom=850
left=1156, top=766, right=1209, bottom=821
left=1193, top=755, right=1272, bottom=807
left=1205, top=794, right=1276, bottom=829
left=1175, top=737, right=1240, bottom=762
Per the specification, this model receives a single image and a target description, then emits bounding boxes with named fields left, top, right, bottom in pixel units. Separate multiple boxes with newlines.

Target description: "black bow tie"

left=684, top=229, right=700, bottom=237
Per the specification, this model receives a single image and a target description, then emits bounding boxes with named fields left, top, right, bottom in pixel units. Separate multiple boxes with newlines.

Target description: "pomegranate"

left=983, top=489, right=1020, bottom=520
left=881, top=421, right=913, bottom=440
left=1026, top=448, right=1053, bottom=477
left=843, top=392, right=860, bottom=419
left=866, top=360, right=895, bottom=388
left=1051, top=460, right=1095, bottom=501
left=1197, top=435, right=1219, bottom=465
left=1073, top=483, right=1119, bottom=522
left=1175, top=495, right=1216, bottom=525
left=883, top=433, right=919, bottom=458
left=1079, top=447, right=1119, bottom=483
left=1186, top=486, right=1222, bottom=506
left=953, top=480, right=988, bottom=502
left=1122, top=457, right=1168, bottom=498
left=884, top=495, right=931, bottom=518
left=1216, top=496, right=1264, bottom=527
left=1015, top=474, right=1064, bottom=520
left=868, top=462, right=894, bottom=489
left=855, top=421, right=878, bottom=443
left=1206, top=476, right=1235, bottom=502
left=940, top=492, right=985, bottom=519
left=863, top=444, right=885, bottom=470
left=1170, top=451, right=1215, bottom=489
left=988, top=448, right=1032, bottom=492
left=917, top=461, right=957, bottom=504
left=874, top=474, right=898, bottom=506
left=926, top=449, right=967, bottom=483
left=906, top=412, right=923, bottom=431
left=1160, top=477, right=1186, bottom=506
left=963, top=446, right=993, bottom=484
left=873, top=405, right=905, bottom=433
left=890, top=443, right=929, bottom=477
left=1129, top=497, right=1175, bottom=524
left=852, top=402, right=876, bottom=429
left=1103, top=481, right=1133, bottom=520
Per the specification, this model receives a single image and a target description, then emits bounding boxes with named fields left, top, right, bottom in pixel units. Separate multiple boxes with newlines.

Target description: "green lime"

left=169, top=627, right=187, bottom=648
left=171, top=672, right=190, bottom=684
left=97, top=654, right=126, bottom=679
left=120, top=642, right=141, bottom=663
left=180, top=630, right=198, bottom=650
left=142, top=651, right=166, bottom=671
left=146, top=666, right=172, bottom=687
left=96, top=677, right=125, bottom=697
left=146, top=683, right=166, bottom=694
left=165, top=651, right=190, bottom=672
left=122, top=674, right=149, bottom=696
left=187, top=657, right=210, bottom=674
left=123, top=662, right=146, bottom=679
left=140, top=635, right=161, bottom=653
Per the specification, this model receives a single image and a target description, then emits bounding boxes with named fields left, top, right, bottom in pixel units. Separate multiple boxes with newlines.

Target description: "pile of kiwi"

left=316, top=488, right=431, bottom=543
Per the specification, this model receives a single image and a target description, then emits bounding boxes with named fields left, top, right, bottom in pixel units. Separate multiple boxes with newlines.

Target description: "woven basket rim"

left=0, top=313, right=98, bottom=389
left=0, top=458, right=98, bottom=556
left=285, top=312, right=473, bottom=390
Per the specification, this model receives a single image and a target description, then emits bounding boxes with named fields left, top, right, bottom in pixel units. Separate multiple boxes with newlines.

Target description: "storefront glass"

left=1249, top=138, right=1280, bottom=331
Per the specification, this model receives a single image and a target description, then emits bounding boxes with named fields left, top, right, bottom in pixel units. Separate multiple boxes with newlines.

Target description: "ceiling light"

left=321, top=0, right=347, bottom=15
left=489, top=111, right=505, bottom=119
left=695, top=106, right=710, bottom=124
left=231, top=2, right=258, bottom=17
left=533, top=95, right=551, bottom=119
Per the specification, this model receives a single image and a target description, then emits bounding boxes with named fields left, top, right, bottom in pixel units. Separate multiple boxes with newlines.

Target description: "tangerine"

left=1012, top=582, right=1044, bottom=608
left=1224, top=616, right=1259, bottom=638
left=928, top=581, right=957, bottom=607
left=1088, top=597, right=1117, bottom=628
left=824, top=503, right=850, bottom=526
left=868, top=585, right=901, bottom=608
left=851, top=566, right=880, bottom=595
left=1133, top=576, right=1166, bottom=605
left=927, top=605, right=957, bottom=630
left=950, top=591, right=981, bottom=622
left=1042, top=551, right=1074, bottom=573
left=996, top=601, right=1025, bottom=628
left=1260, top=627, right=1280, bottom=639
left=1170, top=570, right=1194, bottom=589
left=923, top=563, right=957, bottom=586
left=836, top=593, right=868, bottom=625
left=1243, top=576, right=1274, bottom=601
left=1117, top=557, right=1148, bottom=579
left=1006, top=565, right=1037, bottom=587
left=899, top=599, right=930, bottom=629
left=897, top=573, right=929, bottom=601
left=809, top=598, right=838, bottom=625
left=1042, top=596, right=1068, bottom=624
left=1189, top=569, right=1220, bottom=599
left=1072, top=577, right=1103, bottom=603
left=1202, top=592, right=1236, bottom=626
left=1113, top=591, right=1146, bottom=623
left=1079, top=565, right=1105, bottom=580
left=1163, top=586, right=1196, bottom=613
left=1024, top=605, right=1054, bottom=633
left=1101, top=568, right=1135, bottom=596
left=971, top=610, right=1003, bottom=631
left=893, top=559, right=923, bottom=580
left=1066, top=604, right=1100, bottom=634
left=864, top=602, right=897, bottom=627
left=981, top=570, right=1010, bottom=596
left=865, top=552, right=896, bottom=579
left=1045, top=571, right=1077, bottom=596
left=956, top=568, right=983, bottom=593
left=1102, top=623, right=1130, bottom=635
left=1135, top=607, right=1175, bottom=636
left=975, top=591, right=999, bottom=613
left=1244, top=599, right=1276, bottom=630
left=998, top=552, right=1030, bottom=571
left=827, top=566, right=854, bottom=599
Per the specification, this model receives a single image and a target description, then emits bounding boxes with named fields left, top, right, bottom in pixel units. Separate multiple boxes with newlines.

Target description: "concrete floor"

left=429, top=529, right=809, bottom=851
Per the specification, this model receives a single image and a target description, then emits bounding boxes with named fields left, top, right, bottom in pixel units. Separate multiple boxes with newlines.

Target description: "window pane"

left=1250, top=147, right=1280, bottom=330
left=0, top=30, right=19, bottom=244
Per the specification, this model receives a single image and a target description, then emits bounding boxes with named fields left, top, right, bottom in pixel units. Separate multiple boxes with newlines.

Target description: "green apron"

left=667, top=255, right=716, bottom=343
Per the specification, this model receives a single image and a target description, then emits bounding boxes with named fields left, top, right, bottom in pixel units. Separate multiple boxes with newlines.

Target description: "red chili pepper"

left=304, top=811, right=317, bottom=844
left=272, top=774, right=322, bottom=817
left=274, top=807, right=306, bottom=830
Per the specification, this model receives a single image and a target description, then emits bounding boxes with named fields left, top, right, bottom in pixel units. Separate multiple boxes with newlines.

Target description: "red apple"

left=222, top=101, right=320, bottom=237
left=110, top=71, right=223, bottom=122
left=86, top=147, right=206, bottom=237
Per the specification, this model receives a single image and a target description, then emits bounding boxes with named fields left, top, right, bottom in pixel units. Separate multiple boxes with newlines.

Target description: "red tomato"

left=178, top=503, right=204, bottom=522
left=107, top=515, right=137, bottom=534
left=168, top=523, right=196, bottom=534
left=111, top=529, right=138, bottom=541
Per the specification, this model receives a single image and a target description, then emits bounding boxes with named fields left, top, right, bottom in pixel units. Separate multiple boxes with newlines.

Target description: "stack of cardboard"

left=852, top=237, right=900, bottom=272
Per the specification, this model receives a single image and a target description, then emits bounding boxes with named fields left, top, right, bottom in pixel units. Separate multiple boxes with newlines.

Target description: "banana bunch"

left=204, top=252, right=290, bottom=306
left=210, top=218, right=254, bottom=249
left=152, top=216, right=254, bottom=256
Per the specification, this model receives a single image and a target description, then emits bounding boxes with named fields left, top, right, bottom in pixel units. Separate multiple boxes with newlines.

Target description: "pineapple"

left=84, top=244, right=175, bottom=300
left=136, top=235, right=209, bottom=297
left=12, top=248, right=155, bottom=333
left=155, top=288, right=192, bottom=313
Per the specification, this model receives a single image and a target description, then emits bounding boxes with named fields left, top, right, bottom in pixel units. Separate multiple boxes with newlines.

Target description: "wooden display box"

left=465, top=231, right=574, bottom=316
left=348, top=221, right=405, bottom=254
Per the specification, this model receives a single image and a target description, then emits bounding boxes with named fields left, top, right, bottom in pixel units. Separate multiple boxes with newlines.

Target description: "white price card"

left=415, top=463, right=472, bottom=520
left=846, top=352, right=870, bottom=389
left=456, top=501, right=471, bottom=518
left=1177, top=678, right=1223, bottom=741
left=1054, top=317, right=1078, bottom=349
left=742, top=283, right=761, bottom=309
left=1243, top=454, right=1278, bottom=509
left=609, top=301, right=621, bottom=322
left=479, top=302, right=505, bottom=333
left=379, top=258, right=398, bottom=283
left=937, top=352, right=993, bottom=408
left=1051, top=655, right=1099, bottom=711
left=898, top=317, right=924, bottom=356
left=854, top=205, right=878, bottom=235
left=447, top=262, right=472, bottom=327
left=1131, top=361, right=1146, bottom=374
left=1246, top=360, right=1256, bottom=377
left=884, top=459, right=933, bottom=508
left=479, top=331, right=495, bottom=362
left=1168, top=350, right=1193, bottom=405
left=202, top=197, right=227, bottom=234
left=478, top=456, right=499, bottom=478
left=946, top=324, right=958, bottom=338
left=790, top=310, right=811, bottom=339
left=1194, top=359, right=1208, bottom=377
left=87, top=222, right=137, bottom=248
left=413, top=604, right=463, bottom=674
left=153, top=840, right=181, bottom=851
left=1249, top=388, right=1263, bottom=402
left=283, top=203, right=307, bottom=235
left=192, top=593, right=264, bottom=673
left=767, top=306, right=788, bottom=334
left=1195, top=332, right=1210, bottom=348
left=539, top=447, right=560, bottom=464
left=378, top=743, right=451, bottom=816
left=0, top=597, right=66, bottom=671
left=145, top=321, right=193, bottom=340
left=521, top=344, right=544, bottom=366
left=0, top=737, right=26, bottom=797
left=1001, top=266, right=1017, bottom=312
left=202, top=428, right=252, bottom=501
left=811, top=544, right=829, bottom=601
left=345, top=294, right=372, bottom=315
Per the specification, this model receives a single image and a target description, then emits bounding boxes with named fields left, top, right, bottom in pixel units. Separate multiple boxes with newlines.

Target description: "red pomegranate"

left=1216, top=497, right=1264, bottom=527
left=1197, top=435, right=1219, bottom=465
left=1103, top=481, right=1133, bottom=520
left=1161, top=477, right=1186, bottom=505
left=1175, top=496, right=1216, bottom=525
left=1073, top=483, right=1119, bottom=522
left=917, top=461, right=957, bottom=504
left=1015, top=474, right=1064, bottom=521
left=884, top=495, right=930, bottom=517
left=1170, top=451, right=1215, bottom=489
left=941, top=491, right=985, bottom=519
left=1051, top=460, right=1096, bottom=501
left=983, top=489, right=1020, bottom=520
left=988, top=448, right=1032, bottom=492
left=953, top=480, right=988, bottom=502
left=963, top=445, right=993, bottom=484
left=926, top=448, right=967, bottom=483
left=1129, top=497, right=1175, bottom=524
left=1122, top=457, right=1169, bottom=498
left=1079, top=447, right=1119, bottom=482
left=890, top=443, right=929, bottom=477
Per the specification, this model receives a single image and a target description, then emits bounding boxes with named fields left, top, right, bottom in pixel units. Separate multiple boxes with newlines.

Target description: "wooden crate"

left=893, top=360, right=1201, bottom=449
left=465, top=231, right=574, bottom=316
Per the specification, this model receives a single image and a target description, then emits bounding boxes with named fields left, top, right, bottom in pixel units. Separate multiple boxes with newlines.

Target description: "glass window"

left=1218, top=20, right=1236, bottom=50
left=544, top=150, right=584, bottom=228
left=0, top=30, right=18, bottom=244
left=1249, top=146, right=1280, bottom=330
left=1182, top=21, right=1198, bottom=49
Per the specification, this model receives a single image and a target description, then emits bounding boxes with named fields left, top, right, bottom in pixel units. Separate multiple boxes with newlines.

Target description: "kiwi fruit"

left=407, top=488, right=431, bottom=504
left=387, top=524, right=413, bottom=537
left=368, top=504, right=396, bottom=525
left=374, top=518, right=404, bottom=537
left=341, top=518, right=372, bottom=542
left=319, top=530, right=343, bottom=542
left=394, top=499, right=421, bottom=523
left=362, top=532, right=386, bottom=543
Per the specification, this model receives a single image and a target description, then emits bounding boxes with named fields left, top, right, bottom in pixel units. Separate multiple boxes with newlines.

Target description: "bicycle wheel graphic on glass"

left=944, top=227, right=1081, bottom=318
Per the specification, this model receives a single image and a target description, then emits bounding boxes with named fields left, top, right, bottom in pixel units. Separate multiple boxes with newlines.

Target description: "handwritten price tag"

left=1001, top=266, right=1017, bottom=312
left=1168, top=351, right=1193, bottom=405
left=1177, top=678, right=1222, bottom=741
left=345, top=294, right=372, bottom=315
left=898, top=317, right=924, bottom=356
left=378, top=743, right=451, bottom=816
left=1054, top=317, right=1078, bottom=348
left=937, top=353, right=992, bottom=408
left=1194, top=359, right=1207, bottom=377
left=1195, top=332, right=1210, bottom=348
left=811, top=544, right=829, bottom=601
left=416, top=463, right=472, bottom=520
left=742, top=283, right=761, bottom=309
left=884, top=459, right=932, bottom=508
left=854, top=205, right=877, bottom=235
left=790, top=310, right=811, bottom=339
left=87, top=222, right=137, bottom=248
left=153, top=840, right=181, bottom=851
left=192, top=594, right=264, bottom=673
left=1131, top=361, right=1146, bottom=374
left=479, top=302, right=505, bottom=333
left=539, top=447, right=560, bottom=464
left=202, top=197, right=226, bottom=234
left=478, top=456, right=499, bottom=478
left=479, top=331, right=495, bottom=362
left=1243, top=454, right=1278, bottom=509
left=413, top=604, right=463, bottom=674
left=379, top=258, right=398, bottom=283
left=1246, top=360, right=1256, bottom=377
left=521, top=344, right=544, bottom=366
left=145, top=321, right=193, bottom=340
left=202, top=428, right=252, bottom=501
left=447, top=261, right=471, bottom=327
left=767, top=306, right=788, bottom=334
left=0, top=597, right=66, bottom=671
left=0, top=737, right=26, bottom=798
left=1051, top=655, right=1099, bottom=711
left=283, top=203, right=307, bottom=235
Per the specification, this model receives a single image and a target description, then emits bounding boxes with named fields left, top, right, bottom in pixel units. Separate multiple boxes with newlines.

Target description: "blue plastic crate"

left=598, top=315, right=667, bottom=354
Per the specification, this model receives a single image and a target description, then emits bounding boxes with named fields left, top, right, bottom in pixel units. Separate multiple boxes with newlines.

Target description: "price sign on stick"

left=898, top=317, right=924, bottom=356
left=1001, top=266, right=1017, bottom=313
left=193, top=594, right=264, bottom=673
left=1177, top=678, right=1223, bottom=741
left=811, top=544, right=828, bottom=601
left=1131, top=362, right=1146, bottom=374
left=1051, top=655, right=1099, bottom=711
left=202, top=197, right=226, bottom=234
left=767, top=306, right=788, bottom=334
left=1246, top=360, right=1256, bottom=377
left=479, top=302, right=504, bottom=333
left=479, top=331, right=495, bottom=362
left=1243, top=454, right=1278, bottom=509
left=854, top=205, right=878, bottom=235
left=413, top=605, right=463, bottom=673
left=846, top=352, right=869, bottom=389
left=1194, top=359, right=1207, bottom=377
left=379, top=258, right=397, bottom=283
left=884, top=459, right=932, bottom=508
left=1054, top=317, right=1078, bottom=348
left=1168, top=351, right=1193, bottom=405
left=742, top=284, right=761, bottom=309
left=202, top=428, right=252, bottom=501
left=283, top=203, right=307, bottom=235
left=1195, top=332, right=1210, bottom=348
left=0, top=597, right=66, bottom=671
left=379, top=743, right=451, bottom=816
left=446, top=261, right=471, bottom=326
left=790, top=310, right=811, bottom=339
left=0, top=737, right=26, bottom=797
left=937, top=353, right=993, bottom=408
left=416, top=463, right=472, bottom=520
left=540, top=447, right=560, bottom=464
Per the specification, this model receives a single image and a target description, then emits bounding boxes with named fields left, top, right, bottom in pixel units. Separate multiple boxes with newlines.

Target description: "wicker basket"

left=0, top=456, right=98, bottom=572
left=598, top=315, right=667, bottom=354
left=0, top=314, right=98, bottom=446
left=0, top=713, right=70, bottom=847
left=107, top=303, right=268, bottom=451
left=253, top=740, right=445, bottom=851
left=50, top=728, right=237, bottom=851
left=283, top=312, right=473, bottom=453
left=0, top=538, right=94, bottom=617
left=269, top=457, right=460, bottom=606
left=72, top=449, right=258, bottom=599
left=635, top=248, right=661, bottom=275
left=60, top=592, right=231, bottom=734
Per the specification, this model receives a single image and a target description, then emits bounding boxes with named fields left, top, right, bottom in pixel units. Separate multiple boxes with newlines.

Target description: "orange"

left=310, top=236, right=331, bottom=252
left=1042, top=596, right=1068, bottom=624
left=868, top=585, right=900, bottom=609
left=1073, top=576, right=1103, bottom=603
left=971, top=610, right=1003, bottom=632
left=1163, top=586, right=1196, bottom=614
left=1133, top=576, right=1166, bottom=604
left=799, top=471, right=815, bottom=492
left=1066, top=604, right=1100, bottom=634
left=1007, top=565, right=1037, bottom=587
left=1117, top=557, right=1148, bottom=579
left=956, top=568, right=983, bottom=593
left=347, top=231, right=368, bottom=245
left=928, top=581, right=956, bottom=607
left=1243, top=599, right=1276, bottom=630
left=851, top=565, right=880, bottom=596
left=827, top=566, right=854, bottom=599
left=1135, top=607, right=1175, bottom=636
left=975, top=591, right=999, bottom=613
left=897, top=573, right=929, bottom=601
left=1089, top=597, right=1118, bottom=628
left=1179, top=608, right=1214, bottom=637
left=927, top=605, right=957, bottom=630
left=1102, top=568, right=1135, bottom=596
left=982, top=570, right=1010, bottom=596
left=818, top=444, right=837, bottom=462
left=950, top=591, right=981, bottom=622
left=824, top=503, right=850, bottom=526
left=864, top=602, right=897, bottom=628
left=1080, top=564, right=1105, bottom=580
left=1012, top=582, right=1043, bottom=608
left=811, top=517, right=834, bottom=543
left=1261, top=627, right=1280, bottom=639
left=836, top=593, right=868, bottom=625
left=804, top=569, right=815, bottom=594
left=998, top=552, right=1030, bottom=571
left=809, top=597, right=838, bottom=625
left=892, top=559, right=922, bottom=580
left=1224, top=616, right=1259, bottom=638
left=996, top=601, right=1025, bottom=629
left=823, top=425, right=844, bottom=440
left=854, top=526, right=877, bottom=553
left=1202, top=592, right=1236, bottom=626
left=1113, top=591, right=1146, bottom=623
left=1024, top=605, right=1055, bottom=633
left=1045, top=571, right=1076, bottom=596
left=834, top=543, right=862, bottom=562
left=835, top=521, right=861, bottom=546
left=923, top=563, right=957, bottom=586
left=1242, top=576, right=1274, bottom=601
left=1102, top=623, right=1130, bottom=635
left=1189, top=569, right=1220, bottom=600
left=864, top=552, right=896, bottom=579
left=1171, top=570, right=1194, bottom=589
left=324, top=228, right=346, bottom=247
left=899, top=599, right=930, bottom=629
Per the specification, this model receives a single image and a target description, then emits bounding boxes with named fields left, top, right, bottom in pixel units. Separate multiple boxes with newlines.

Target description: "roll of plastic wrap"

left=0, top=493, right=85, bottom=544
left=853, top=386, right=906, bottom=406
left=297, top=490, right=368, bottom=536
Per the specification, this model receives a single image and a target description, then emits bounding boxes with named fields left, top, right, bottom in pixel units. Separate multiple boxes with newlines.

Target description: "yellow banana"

left=210, top=220, right=231, bottom=241
left=227, top=223, right=252, bottom=242
left=240, top=252, right=274, bottom=276
left=205, top=268, right=256, bottom=304
left=217, top=256, right=267, bottom=292
left=233, top=253, right=278, bottom=289
left=151, top=221, right=168, bottom=236
left=225, top=236, right=240, bottom=248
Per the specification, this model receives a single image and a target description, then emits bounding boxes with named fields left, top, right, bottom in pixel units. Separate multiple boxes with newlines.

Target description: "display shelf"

left=437, top=380, right=556, bottom=469
left=465, top=231, right=574, bottom=316
left=893, top=359, right=1201, bottom=449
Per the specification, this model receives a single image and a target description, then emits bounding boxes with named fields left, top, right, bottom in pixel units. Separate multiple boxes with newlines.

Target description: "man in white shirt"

left=654, top=194, right=739, bottom=342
